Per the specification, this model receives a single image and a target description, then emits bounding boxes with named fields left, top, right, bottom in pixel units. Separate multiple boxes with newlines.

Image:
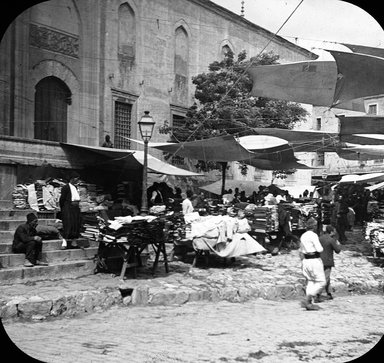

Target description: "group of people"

left=13, top=173, right=82, bottom=267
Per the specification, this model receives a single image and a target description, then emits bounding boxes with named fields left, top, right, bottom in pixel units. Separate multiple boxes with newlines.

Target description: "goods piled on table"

left=364, top=221, right=384, bottom=257
left=80, top=212, right=100, bottom=241
left=245, top=205, right=279, bottom=233
left=12, top=179, right=65, bottom=211
left=320, top=200, right=333, bottom=225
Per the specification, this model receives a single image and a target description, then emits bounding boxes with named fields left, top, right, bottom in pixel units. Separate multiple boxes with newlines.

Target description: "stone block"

left=18, top=296, right=52, bottom=318
left=275, top=284, right=296, bottom=299
left=0, top=302, right=18, bottom=319
left=218, top=287, right=238, bottom=302
left=131, top=286, right=149, bottom=305
left=123, top=296, right=132, bottom=305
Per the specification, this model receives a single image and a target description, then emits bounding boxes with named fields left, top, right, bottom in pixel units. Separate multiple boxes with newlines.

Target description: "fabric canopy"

left=366, top=181, right=384, bottom=192
left=129, top=135, right=312, bottom=170
left=252, top=127, right=339, bottom=152
left=339, top=173, right=384, bottom=184
left=247, top=50, right=384, bottom=111
left=342, top=143, right=384, bottom=156
left=339, top=116, right=384, bottom=136
left=60, top=143, right=203, bottom=176
left=342, top=43, right=384, bottom=59
left=127, top=135, right=256, bottom=162
left=328, top=50, right=384, bottom=107
left=247, top=59, right=364, bottom=111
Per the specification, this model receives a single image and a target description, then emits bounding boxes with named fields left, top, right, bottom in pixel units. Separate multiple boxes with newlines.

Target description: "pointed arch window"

left=118, top=3, right=136, bottom=70
left=34, top=76, right=71, bottom=142
left=173, top=26, right=189, bottom=105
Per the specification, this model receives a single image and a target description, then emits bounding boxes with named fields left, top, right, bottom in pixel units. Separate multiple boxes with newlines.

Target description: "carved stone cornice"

left=29, top=23, right=79, bottom=58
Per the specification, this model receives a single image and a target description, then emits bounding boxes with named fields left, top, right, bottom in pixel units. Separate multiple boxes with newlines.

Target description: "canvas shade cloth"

left=342, top=43, right=384, bottom=59
left=247, top=60, right=364, bottom=111
left=60, top=143, right=203, bottom=176
left=247, top=50, right=384, bottom=111
left=366, top=181, right=384, bottom=192
left=252, top=127, right=339, bottom=152
left=341, top=143, right=384, bottom=156
left=336, top=149, right=380, bottom=161
left=127, top=135, right=256, bottom=162
left=339, top=116, right=384, bottom=140
left=128, top=135, right=311, bottom=169
left=339, top=173, right=384, bottom=184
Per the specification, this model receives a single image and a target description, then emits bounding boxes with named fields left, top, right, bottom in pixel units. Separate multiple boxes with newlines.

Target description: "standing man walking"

left=316, top=225, right=342, bottom=301
left=59, top=173, right=82, bottom=248
left=334, top=194, right=349, bottom=243
left=299, top=218, right=326, bottom=311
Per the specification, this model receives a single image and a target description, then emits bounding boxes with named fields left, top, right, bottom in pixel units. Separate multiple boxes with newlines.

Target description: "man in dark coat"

left=334, top=194, right=349, bottom=243
left=316, top=225, right=342, bottom=301
left=12, top=213, right=48, bottom=267
left=59, top=173, right=82, bottom=246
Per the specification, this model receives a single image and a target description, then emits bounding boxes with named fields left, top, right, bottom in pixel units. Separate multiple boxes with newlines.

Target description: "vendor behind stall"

left=181, top=190, right=194, bottom=215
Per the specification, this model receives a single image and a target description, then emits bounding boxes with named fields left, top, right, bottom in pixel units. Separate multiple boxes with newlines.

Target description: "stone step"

left=0, top=259, right=96, bottom=285
left=0, top=209, right=58, bottom=220
left=0, top=238, right=99, bottom=254
left=0, top=200, right=13, bottom=210
left=0, top=218, right=55, bottom=230
left=0, top=230, right=14, bottom=244
left=0, top=247, right=98, bottom=268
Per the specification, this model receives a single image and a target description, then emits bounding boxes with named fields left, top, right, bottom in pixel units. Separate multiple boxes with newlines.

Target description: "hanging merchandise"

left=12, top=184, right=29, bottom=209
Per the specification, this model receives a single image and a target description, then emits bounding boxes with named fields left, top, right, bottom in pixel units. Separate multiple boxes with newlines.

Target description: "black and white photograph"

left=1, top=0, right=384, bottom=362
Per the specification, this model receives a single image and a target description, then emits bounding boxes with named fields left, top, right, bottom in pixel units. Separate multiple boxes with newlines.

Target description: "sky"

left=211, top=0, right=384, bottom=57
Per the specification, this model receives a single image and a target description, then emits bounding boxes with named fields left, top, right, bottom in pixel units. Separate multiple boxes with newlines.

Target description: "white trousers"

left=302, top=258, right=326, bottom=297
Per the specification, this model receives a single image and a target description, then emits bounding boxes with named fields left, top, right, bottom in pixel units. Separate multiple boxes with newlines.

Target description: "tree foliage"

left=164, top=50, right=309, bottom=172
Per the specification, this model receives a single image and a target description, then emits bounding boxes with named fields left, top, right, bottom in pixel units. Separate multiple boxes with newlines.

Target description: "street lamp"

left=138, top=111, right=156, bottom=215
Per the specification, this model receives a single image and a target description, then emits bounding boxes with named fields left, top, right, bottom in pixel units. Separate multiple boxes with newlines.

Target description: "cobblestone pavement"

left=1, top=228, right=384, bottom=321
left=3, top=294, right=384, bottom=363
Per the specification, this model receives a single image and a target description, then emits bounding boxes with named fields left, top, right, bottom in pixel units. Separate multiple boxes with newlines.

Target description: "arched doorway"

left=34, top=76, right=71, bottom=142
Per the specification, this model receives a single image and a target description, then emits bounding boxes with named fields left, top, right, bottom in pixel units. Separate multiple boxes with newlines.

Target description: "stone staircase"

left=0, top=208, right=98, bottom=285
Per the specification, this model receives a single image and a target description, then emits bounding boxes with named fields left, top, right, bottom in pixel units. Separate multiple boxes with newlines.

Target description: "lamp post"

left=138, top=111, right=156, bottom=215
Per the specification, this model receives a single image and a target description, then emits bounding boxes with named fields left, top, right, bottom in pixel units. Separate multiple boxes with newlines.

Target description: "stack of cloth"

left=33, top=181, right=46, bottom=211
left=245, top=206, right=278, bottom=233
left=80, top=212, right=100, bottom=241
left=266, top=205, right=279, bottom=232
left=320, top=201, right=333, bottom=225
left=12, top=184, right=29, bottom=209
left=166, top=212, right=187, bottom=244
left=247, top=206, right=269, bottom=232
left=77, top=182, right=100, bottom=212
left=377, top=200, right=384, bottom=219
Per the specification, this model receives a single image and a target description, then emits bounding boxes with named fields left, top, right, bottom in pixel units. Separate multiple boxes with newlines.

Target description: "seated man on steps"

left=12, top=212, right=49, bottom=267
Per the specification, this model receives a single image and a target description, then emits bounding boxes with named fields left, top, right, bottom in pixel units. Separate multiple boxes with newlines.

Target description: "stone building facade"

left=0, top=0, right=317, bottom=203
left=309, top=95, right=384, bottom=181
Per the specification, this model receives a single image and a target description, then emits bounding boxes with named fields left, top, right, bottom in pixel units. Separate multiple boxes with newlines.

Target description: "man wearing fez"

left=299, top=217, right=326, bottom=311
left=12, top=213, right=48, bottom=267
